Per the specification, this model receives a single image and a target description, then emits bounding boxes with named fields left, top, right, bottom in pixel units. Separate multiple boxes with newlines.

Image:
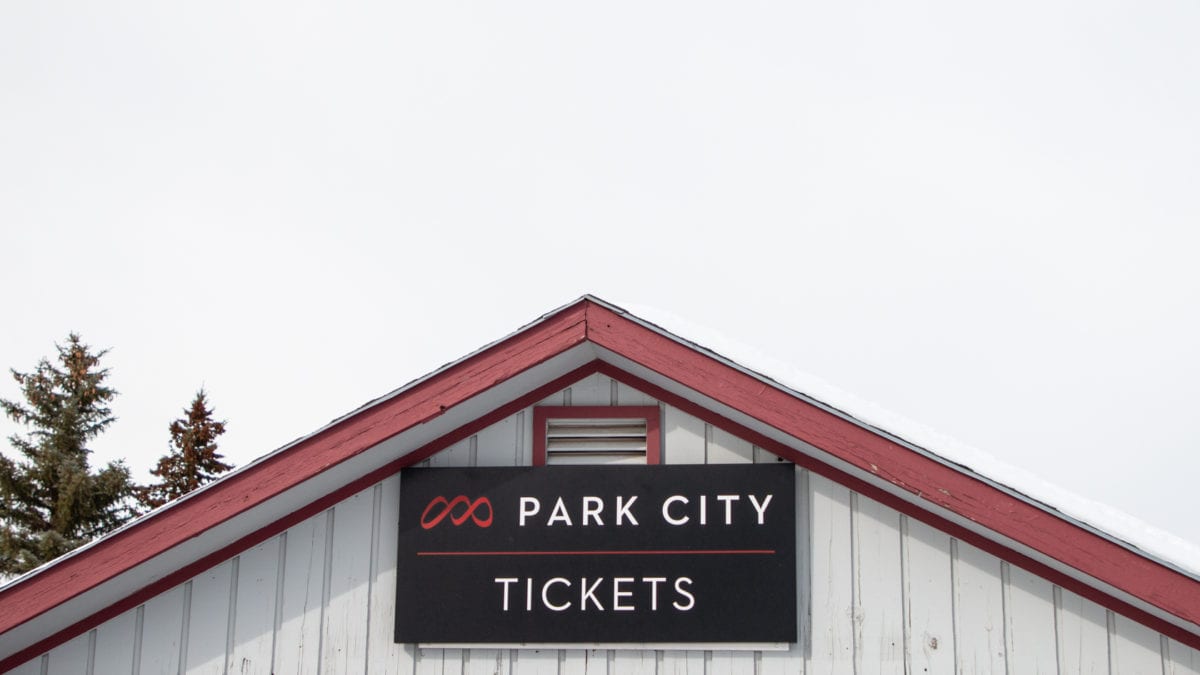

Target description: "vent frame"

left=532, top=405, right=661, bottom=466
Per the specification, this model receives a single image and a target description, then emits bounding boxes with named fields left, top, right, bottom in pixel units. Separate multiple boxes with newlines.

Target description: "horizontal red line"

left=416, top=549, right=775, bottom=557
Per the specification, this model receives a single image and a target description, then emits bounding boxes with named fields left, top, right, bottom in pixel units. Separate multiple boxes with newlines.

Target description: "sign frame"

left=394, top=464, right=798, bottom=648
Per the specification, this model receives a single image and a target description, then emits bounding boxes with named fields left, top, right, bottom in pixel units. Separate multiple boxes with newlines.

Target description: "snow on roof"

left=619, top=301, right=1200, bottom=579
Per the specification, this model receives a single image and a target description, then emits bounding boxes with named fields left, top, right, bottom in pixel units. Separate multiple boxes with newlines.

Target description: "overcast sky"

left=2, top=1, right=1198, bottom=549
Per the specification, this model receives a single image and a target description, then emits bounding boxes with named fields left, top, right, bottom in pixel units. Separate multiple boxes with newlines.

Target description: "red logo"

left=420, top=495, right=493, bottom=529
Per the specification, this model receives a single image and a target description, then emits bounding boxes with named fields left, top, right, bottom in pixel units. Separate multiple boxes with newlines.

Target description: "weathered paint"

left=273, top=511, right=327, bottom=675
left=8, top=375, right=1197, bottom=674
left=1168, top=638, right=1200, bottom=674
left=953, top=540, right=1007, bottom=674
left=0, top=305, right=591, bottom=645
left=853, top=494, right=904, bottom=675
left=227, top=538, right=280, bottom=675
left=902, top=517, right=955, bottom=674
left=8, top=299, right=1200, bottom=673
left=809, top=472, right=853, bottom=675
left=90, top=611, right=135, bottom=675
left=1057, top=587, right=1110, bottom=674
left=1003, top=563, right=1058, bottom=674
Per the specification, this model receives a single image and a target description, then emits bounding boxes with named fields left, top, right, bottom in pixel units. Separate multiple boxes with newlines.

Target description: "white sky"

left=2, top=1, right=1198, bottom=549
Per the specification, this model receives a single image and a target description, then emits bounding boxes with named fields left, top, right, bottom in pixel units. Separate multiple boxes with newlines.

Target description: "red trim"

left=532, top=406, right=662, bottom=466
left=585, top=336, right=1200, bottom=648
left=4, top=298, right=1200, bottom=668
left=0, top=361, right=604, bottom=672
left=0, top=308, right=592, bottom=669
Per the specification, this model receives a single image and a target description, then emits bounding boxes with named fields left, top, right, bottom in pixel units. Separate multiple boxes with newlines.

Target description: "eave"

left=1, top=296, right=1197, bottom=671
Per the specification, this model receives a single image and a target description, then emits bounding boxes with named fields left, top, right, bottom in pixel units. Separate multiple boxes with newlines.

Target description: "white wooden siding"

left=1167, top=638, right=1200, bottom=674
left=12, top=373, right=1195, bottom=674
left=1057, top=587, right=1110, bottom=674
left=852, top=494, right=904, bottom=675
left=903, top=517, right=955, bottom=674
left=809, top=473, right=854, bottom=675
left=227, top=537, right=280, bottom=675
left=139, top=583, right=185, bottom=674
left=1003, top=563, right=1057, bottom=674
left=952, top=540, right=1006, bottom=674
left=45, top=631, right=88, bottom=675
left=182, top=559, right=232, bottom=674
left=273, top=510, right=328, bottom=675
left=91, top=611, right=136, bottom=674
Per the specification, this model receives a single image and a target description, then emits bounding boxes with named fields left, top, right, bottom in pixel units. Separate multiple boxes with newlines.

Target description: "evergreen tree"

left=136, top=389, right=230, bottom=511
left=0, top=334, right=135, bottom=575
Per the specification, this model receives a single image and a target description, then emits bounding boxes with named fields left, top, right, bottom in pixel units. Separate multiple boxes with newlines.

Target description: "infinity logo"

left=420, top=495, right=494, bottom=529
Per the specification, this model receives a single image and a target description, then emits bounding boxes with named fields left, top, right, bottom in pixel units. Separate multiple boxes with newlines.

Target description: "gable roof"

left=1, top=295, right=1199, bottom=669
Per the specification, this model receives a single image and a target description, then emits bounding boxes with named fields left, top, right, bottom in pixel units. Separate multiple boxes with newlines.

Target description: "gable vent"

left=533, top=406, right=661, bottom=466
left=547, top=417, right=648, bottom=463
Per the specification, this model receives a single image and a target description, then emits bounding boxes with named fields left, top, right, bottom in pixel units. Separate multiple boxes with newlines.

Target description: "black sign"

left=394, top=464, right=796, bottom=644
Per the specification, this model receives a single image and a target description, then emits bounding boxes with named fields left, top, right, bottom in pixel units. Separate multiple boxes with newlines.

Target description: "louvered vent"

left=546, top=417, right=648, bottom=464
left=533, top=406, right=661, bottom=466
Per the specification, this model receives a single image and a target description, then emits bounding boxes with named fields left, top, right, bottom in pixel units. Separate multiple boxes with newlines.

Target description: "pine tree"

left=136, top=389, right=230, bottom=511
left=0, top=334, right=135, bottom=575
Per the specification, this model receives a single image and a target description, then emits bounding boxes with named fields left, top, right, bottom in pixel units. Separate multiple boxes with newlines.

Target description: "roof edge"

left=583, top=301, right=1200, bottom=632
left=0, top=298, right=592, bottom=638
left=595, top=300, right=1200, bottom=584
left=2, top=295, right=1199, bottom=662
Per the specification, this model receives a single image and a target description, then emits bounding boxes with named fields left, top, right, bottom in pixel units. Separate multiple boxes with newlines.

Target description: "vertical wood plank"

left=513, top=649, right=559, bottom=675
left=613, top=650, right=657, bottom=675
left=1056, top=587, right=1109, bottom=675
left=518, top=409, right=532, bottom=467
left=660, top=649, right=704, bottom=675
left=45, top=631, right=89, bottom=675
left=952, top=541, right=1007, bottom=674
left=1166, top=638, right=1200, bottom=675
left=705, top=425, right=753, bottom=464
left=184, top=559, right=233, bottom=674
left=475, top=413, right=519, bottom=466
left=430, top=436, right=472, bottom=467
left=322, top=487, right=375, bottom=674
left=91, top=610, right=136, bottom=675
left=585, top=650, right=611, bottom=675
left=228, top=537, right=281, bottom=675
left=560, top=649, right=585, bottom=675
left=567, top=374, right=612, bottom=405
left=710, top=631, right=757, bottom=668
left=712, top=648, right=761, bottom=675
left=561, top=648, right=608, bottom=675
left=275, top=510, right=330, bottom=675
left=139, top=585, right=185, bottom=675
left=559, top=648, right=597, bottom=672
left=752, top=444, right=786, bottom=464
left=1110, top=614, right=1162, bottom=675
left=368, top=475, right=411, bottom=674
left=467, top=647, right=514, bottom=675
left=808, top=473, right=853, bottom=675
left=902, top=518, right=954, bottom=674
left=852, top=494, right=904, bottom=675
left=538, top=389, right=567, bottom=406
left=1003, top=564, right=1057, bottom=675
left=443, top=649, right=466, bottom=675
left=662, top=405, right=705, bottom=465
left=415, top=647, right=444, bottom=675
left=615, top=381, right=656, bottom=405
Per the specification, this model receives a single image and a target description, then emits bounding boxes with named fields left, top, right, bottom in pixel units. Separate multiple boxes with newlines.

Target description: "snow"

left=618, top=300, right=1200, bottom=579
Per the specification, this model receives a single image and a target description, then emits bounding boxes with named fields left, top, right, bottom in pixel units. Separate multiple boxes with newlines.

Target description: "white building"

left=1, top=296, right=1197, bottom=674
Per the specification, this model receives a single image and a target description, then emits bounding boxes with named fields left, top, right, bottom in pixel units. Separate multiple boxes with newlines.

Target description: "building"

left=1, top=296, right=1198, bottom=674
